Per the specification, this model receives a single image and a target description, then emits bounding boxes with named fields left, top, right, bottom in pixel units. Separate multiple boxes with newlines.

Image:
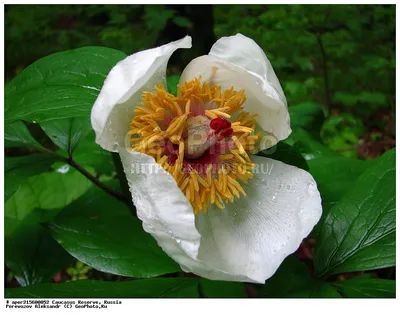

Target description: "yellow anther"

left=181, top=177, right=190, bottom=191
left=205, top=109, right=231, bottom=119
left=185, top=99, right=191, bottom=115
left=190, top=171, right=200, bottom=192
left=232, top=135, right=246, bottom=155
left=219, top=154, right=234, bottom=161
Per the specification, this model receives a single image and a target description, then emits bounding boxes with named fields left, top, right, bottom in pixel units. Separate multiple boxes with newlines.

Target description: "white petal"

left=210, top=33, right=287, bottom=107
left=118, top=148, right=200, bottom=259
left=118, top=148, right=245, bottom=280
left=179, top=34, right=291, bottom=147
left=194, top=155, right=322, bottom=283
left=91, top=36, right=192, bottom=152
left=120, top=149, right=321, bottom=283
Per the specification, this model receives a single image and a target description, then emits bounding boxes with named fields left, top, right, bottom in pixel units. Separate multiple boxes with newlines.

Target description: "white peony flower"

left=91, top=34, right=322, bottom=283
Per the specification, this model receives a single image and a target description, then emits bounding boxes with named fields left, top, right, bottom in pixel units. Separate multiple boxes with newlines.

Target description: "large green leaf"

left=331, top=277, right=396, bottom=298
left=5, top=167, right=90, bottom=287
left=5, top=167, right=92, bottom=236
left=5, top=222, right=72, bottom=287
left=72, top=130, right=115, bottom=176
left=258, top=255, right=341, bottom=298
left=314, top=149, right=395, bottom=277
left=4, top=154, right=58, bottom=202
left=5, top=46, right=126, bottom=123
left=258, top=142, right=309, bottom=171
left=308, top=156, right=372, bottom=211
left=4, top=121, right=43, bottom=148
left=5, top=278, right=199, bottom=298
left=308, top=156, right=373, bottom=236
left=199, top=279, right=247, bottom=298
left=47, top=187, right=181, bottom=278
left=41, top=117, right=92, bottom=156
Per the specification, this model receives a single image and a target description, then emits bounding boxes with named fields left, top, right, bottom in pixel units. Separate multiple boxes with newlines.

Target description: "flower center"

left=184, top=116, right=233, bottom=159
left=129, top=77, right=261, bottom=213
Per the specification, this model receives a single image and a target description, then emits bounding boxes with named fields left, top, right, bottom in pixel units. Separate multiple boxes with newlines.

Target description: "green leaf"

left=258, top=142, right=309, bottom=171
left=314, top=149, right=395, bottom=277
left=289, top=102, right=325, bottom=135
left=41, top=117, right=92, bottom=156
left=285, top=282, right=342, bottom=298
left=308, top=156, right=373, bottom=236
left=5, top=168, right=92, bottom=287
left=4, top=154, right=58, bottom=202
left=199, top=279, right=247, bottom=298
left=4, top=121, right=42, bottom=148
left=308, top=156, right=371, bottom=211
left=5, top=278, right=199, bottom=298
left=5, top=222, right=72, bottom=287
left=5, top=167, right=92, bottom=236
left=332, top=277, right=396, bottom=298
left=47, top=187, right=181, bottom=278
left=5, top=46, right=126, bottom=124
left=72, top=130, right=115, bottom=175
left=259, top=255, right=312, bottom=297
left=259, top=255, right=340, bottom=297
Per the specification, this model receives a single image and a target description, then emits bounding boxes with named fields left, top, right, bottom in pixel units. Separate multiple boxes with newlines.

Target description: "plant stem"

left=68, top=158, right=127, bottom=204
left=37, top=146, right=128, bottom=206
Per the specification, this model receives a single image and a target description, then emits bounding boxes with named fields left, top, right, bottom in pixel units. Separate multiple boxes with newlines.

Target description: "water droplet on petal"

left=307, top=182, right=317, bottom=194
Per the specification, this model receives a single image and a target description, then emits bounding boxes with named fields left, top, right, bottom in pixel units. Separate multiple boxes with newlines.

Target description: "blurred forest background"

left=5, top=4, right=395, bottom=160
left=4, top=4, right=396, bottom=286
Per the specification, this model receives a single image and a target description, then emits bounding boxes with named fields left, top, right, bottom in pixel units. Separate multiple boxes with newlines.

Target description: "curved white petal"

left=118, top=148, right=247, bottom=281
left=118, top=148, right=200, bottom=259
left=210, top=33, right=287, bottom=107
left=120, top=148, right=321, bottom=283
left=194, top=155, right=322, bottom=283
left=180, top=34, right=291, bottom=147
left=91, top=36, right=192, bottom=152
left=118, top=148, right=248, bottom=281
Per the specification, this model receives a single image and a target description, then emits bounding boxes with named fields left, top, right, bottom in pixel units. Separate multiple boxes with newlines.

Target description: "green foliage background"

left=4, top=4, right=396, bottom=298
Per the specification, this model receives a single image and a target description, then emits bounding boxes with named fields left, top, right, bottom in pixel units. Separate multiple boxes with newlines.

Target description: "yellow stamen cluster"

left=129, top=77, right=261, bottom=213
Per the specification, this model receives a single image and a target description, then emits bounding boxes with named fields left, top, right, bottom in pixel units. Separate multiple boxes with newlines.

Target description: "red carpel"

left=210, top=117, right=231, bottom=131
left=219, top=127, right=233, bottom=138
